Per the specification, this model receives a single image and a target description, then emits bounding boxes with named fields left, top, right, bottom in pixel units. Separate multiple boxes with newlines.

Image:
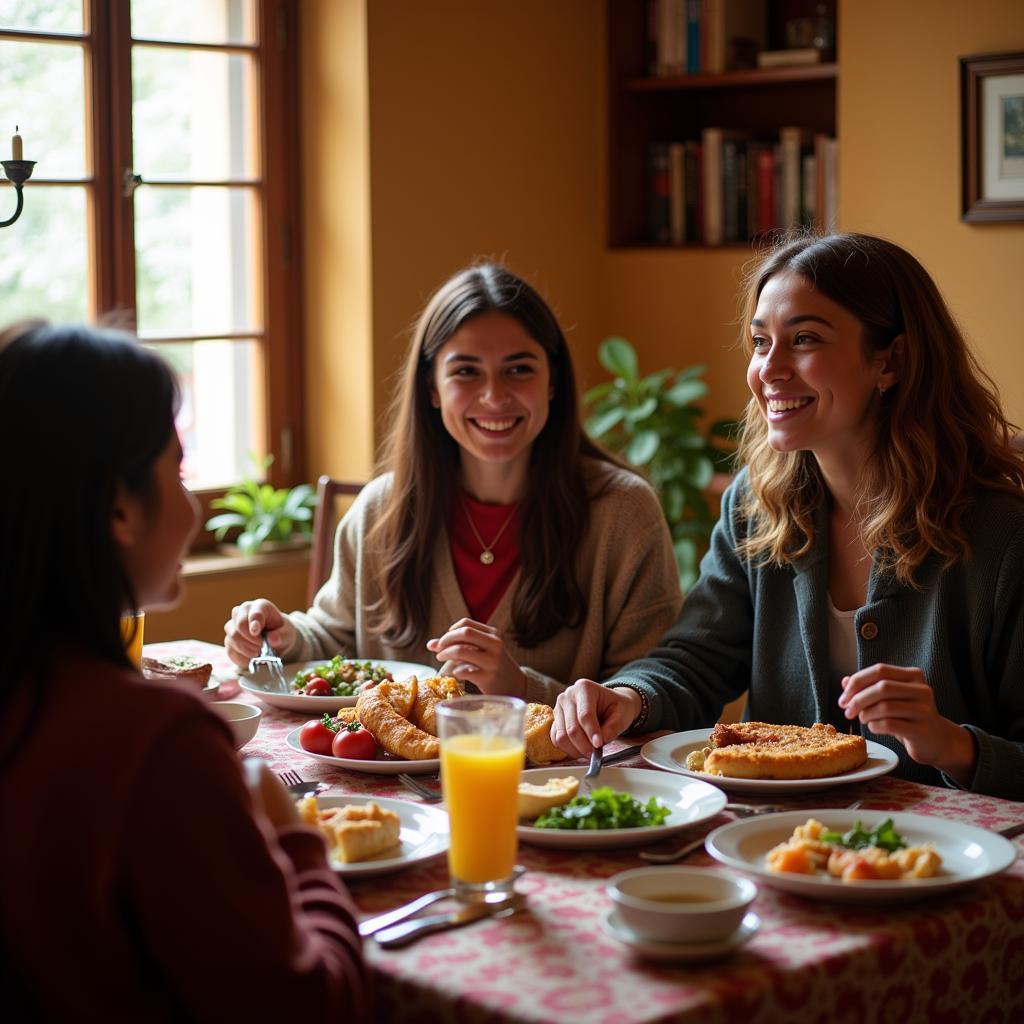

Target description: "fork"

left=398, top=773, right=443, bottom=802
left=248, top=630, right=289, bottom=694
left=583, top=746, right=604, bottom=793
left=277, top=769, right=321, bottom=797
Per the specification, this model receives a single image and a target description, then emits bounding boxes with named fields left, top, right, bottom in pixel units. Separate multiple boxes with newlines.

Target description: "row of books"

left=647, top=128, right=838, bottom=246
left=648, top=0, right=766, bottom=76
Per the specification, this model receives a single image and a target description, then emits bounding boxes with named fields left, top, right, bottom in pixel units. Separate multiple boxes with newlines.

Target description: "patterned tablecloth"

left=151, top=640, right=1024, bottom=1024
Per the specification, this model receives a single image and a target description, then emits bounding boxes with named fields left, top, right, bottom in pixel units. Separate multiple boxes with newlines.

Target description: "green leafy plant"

left=585, top=337, right=736, bottom=590
left=205, top=455, right=317, bottom=555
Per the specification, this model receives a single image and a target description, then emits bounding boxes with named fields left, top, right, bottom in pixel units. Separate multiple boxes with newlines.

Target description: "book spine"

left=648, top=142, right=672, bottom=243
left=735, top=140, right=749, bottom=240
left=686, top=0, right=701, bottom=74
left=802, top=152, right=817, bottom=229
left=684, top=140, right=701, bottom=243
left=646, top=0, right=660, bottom=76
left=704, top=0, right=723, bottom=73
left=701, top=127, right=723, bottom=246
left=669, top=142, right=686, bottom=245
left=756, top=144, right=775, bottom=235
left=824, top=138, right=838, bottom=231
left=779, top=127, right=802, bottom=230
left=722, top=139, right=737, bottom=242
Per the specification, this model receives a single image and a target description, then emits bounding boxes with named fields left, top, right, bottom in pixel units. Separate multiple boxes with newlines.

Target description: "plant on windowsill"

left=204, top=455, right=317, bottom=556
left=585, top=337, right=737, bottom=591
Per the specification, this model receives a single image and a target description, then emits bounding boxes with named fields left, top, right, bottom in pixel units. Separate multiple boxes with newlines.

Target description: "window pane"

left=130, top=0, right=256, bottom=46
left=0, top=0, right=83, bottom=34
left=132, top=46, right=258, bottom=180
left=0, top=40, right=86, bottom=178
left=0, top=185, right=88, bottom=323
left=134, top=185, right=262, bottom=336
left=147, top=339, right=265, bottom=490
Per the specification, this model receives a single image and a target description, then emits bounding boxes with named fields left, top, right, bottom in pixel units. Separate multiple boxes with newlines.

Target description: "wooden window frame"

left=86, top=0, right=306, bottom=551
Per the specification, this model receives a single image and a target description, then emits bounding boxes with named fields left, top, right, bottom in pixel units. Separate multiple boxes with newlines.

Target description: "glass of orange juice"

left=437, top=695, right=526, bottom=901
left=120, top=611, right=145, bottom=668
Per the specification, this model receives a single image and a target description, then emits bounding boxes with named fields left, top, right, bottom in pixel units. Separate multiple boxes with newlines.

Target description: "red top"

left=0, top=646, right=367, bottom=1021
left=449, top=492, right=521, bottom=622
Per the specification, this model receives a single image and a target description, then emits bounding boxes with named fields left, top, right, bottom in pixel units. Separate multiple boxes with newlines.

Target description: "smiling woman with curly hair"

left=553, top=233, right=1024, bottom=802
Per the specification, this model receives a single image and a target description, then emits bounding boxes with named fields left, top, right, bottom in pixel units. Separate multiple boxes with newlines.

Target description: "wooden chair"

left=306, top=476, right=365, bottom=604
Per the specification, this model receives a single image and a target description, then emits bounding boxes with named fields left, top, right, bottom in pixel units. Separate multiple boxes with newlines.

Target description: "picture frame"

left=960, top=51, right=1024, bottom=223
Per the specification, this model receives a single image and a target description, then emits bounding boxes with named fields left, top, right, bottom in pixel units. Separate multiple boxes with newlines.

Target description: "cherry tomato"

left=331, top=721, right=378, bottom=761
left=304, top=677, right=332, bottom=697
left=299, top=715, right=338, bottom=755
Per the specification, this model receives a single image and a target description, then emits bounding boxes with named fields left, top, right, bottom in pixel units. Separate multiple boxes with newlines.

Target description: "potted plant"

left=585, top=337, right=736, bottom=590
left=205, top=455, right=318, bottom=555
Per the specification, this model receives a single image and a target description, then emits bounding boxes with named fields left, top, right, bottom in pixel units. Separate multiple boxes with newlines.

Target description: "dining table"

left=150, top=639, right=1024, bottom=1024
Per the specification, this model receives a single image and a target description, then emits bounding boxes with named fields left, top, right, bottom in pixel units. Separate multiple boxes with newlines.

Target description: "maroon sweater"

left=0, top=647, right=367, bottom=1022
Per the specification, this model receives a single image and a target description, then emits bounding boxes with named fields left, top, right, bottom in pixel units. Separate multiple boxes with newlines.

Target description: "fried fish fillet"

left=356, top=679, right=440, bottom=760
left=696, top=721, right=867, bottom=780
left=523, top=702, right=567, bottom=765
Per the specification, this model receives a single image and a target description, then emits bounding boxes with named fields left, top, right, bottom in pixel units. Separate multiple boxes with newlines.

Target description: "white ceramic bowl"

left=212, top=701, right=262, bottom=749
left=605, top=866, right=757, bottom=944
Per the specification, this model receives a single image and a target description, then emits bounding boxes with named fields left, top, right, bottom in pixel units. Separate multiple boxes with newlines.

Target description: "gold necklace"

left=461, top=498, right=517, bottom=565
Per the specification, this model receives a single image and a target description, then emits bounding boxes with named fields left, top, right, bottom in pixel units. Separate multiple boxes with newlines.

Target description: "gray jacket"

left=614, top=469, right=1024, bottom=801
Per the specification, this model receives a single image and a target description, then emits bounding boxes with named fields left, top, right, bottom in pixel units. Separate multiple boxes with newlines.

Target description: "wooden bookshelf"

left=607, top=0, right=839, bottom=249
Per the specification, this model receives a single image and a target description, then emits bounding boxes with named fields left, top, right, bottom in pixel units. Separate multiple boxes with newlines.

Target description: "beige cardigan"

left=285, top=460, right=682, bottom=705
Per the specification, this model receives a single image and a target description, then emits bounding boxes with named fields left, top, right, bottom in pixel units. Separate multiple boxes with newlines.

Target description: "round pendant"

left=479, top=550, right=495, bottom=565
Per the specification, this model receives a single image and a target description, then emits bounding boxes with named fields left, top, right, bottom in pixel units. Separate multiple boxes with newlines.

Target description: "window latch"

left=122, top=168, right=143, bottom=198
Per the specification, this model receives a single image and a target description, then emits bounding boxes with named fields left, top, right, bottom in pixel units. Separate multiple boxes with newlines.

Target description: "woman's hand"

left=224, top=599, right=296, bottom=669
left=839, top=663, right=977, bottom=784
left=551, top=679, right=640, bottom=759
left=243, top=758, right=301, bottom=830
left=426, top=618, right=528, bottom=697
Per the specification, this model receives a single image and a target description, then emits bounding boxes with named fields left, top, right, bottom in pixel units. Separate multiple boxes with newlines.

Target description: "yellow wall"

left=303, top=0, right=605, bottom=472
left=840, top=0, right=1024, bottom=426
left=301, top=0, right=376, bottom=483
left=145, top=553, right=309, bottom=645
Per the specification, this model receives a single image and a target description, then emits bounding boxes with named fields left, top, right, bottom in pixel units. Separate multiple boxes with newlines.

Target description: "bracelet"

left=612, top=682, right=651, bottom=734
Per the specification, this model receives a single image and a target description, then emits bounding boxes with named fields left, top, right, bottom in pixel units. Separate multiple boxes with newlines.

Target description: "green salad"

left=820, top=818, right=907, bottom=852
left=293, top=657, right=393, bottom=697
left=534, top=786, right=671, bottom=831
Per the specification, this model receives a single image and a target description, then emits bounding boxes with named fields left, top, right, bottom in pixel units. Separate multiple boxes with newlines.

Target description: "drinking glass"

left=436, top=695, right=525, bottom=901
left=120, top=611, right=146, bottom=668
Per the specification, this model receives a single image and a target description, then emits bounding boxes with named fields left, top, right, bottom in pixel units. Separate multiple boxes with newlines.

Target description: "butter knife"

left=374, top=894, right=525, bottom=949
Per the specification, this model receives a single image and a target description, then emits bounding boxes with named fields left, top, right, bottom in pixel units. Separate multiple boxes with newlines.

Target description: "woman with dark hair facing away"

left=553, top=233, right=1024, bottom=801
left=0, top=322, right=366, bottom=1020
left=225, top=264, right=680, bottom=704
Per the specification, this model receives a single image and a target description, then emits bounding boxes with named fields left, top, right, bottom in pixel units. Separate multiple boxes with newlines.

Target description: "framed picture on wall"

left=961, top=51, right=1024, bottom=222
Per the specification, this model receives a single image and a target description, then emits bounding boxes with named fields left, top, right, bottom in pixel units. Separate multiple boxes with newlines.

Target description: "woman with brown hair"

left=552, top=233, right=1024, bottom=800
left=225, top=264, right=680, bottom=704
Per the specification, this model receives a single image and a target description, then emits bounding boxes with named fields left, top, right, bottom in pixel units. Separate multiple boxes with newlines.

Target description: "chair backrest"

left=307, top=476, right=365, bottom=605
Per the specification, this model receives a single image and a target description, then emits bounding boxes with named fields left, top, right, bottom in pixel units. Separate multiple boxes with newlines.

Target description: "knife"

left=373, top=894, right=525, bottom=949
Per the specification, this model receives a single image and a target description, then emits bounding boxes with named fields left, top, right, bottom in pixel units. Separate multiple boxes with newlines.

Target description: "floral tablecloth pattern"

left=153, top=640, right=1024, bottom=1024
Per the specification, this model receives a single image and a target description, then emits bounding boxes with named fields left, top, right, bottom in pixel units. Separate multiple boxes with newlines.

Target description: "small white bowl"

left=606, top=866, right=757, bottom=944
left=212, top=701, right=262, bottom=749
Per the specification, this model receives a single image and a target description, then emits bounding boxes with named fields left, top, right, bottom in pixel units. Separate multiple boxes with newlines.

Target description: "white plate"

left=310, top=795, right=449, bottom=879
left=240, top=659, right=437, bottom=713
left=516, top=766, right=726, bottom=849
left=641, top=729, right=899, bottom=793
left=285, top=726, right=440, bottom=775
left=705, top=809, right=1018, bottom=903
left=602, top=909, right=759, bottom=963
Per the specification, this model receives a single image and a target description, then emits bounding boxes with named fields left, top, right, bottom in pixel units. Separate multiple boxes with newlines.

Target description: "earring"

left=878, top=384, right=887, bottom=397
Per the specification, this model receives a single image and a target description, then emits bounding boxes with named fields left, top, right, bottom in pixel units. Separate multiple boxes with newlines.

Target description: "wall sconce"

left=2, top=128, right=36, bottom=229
